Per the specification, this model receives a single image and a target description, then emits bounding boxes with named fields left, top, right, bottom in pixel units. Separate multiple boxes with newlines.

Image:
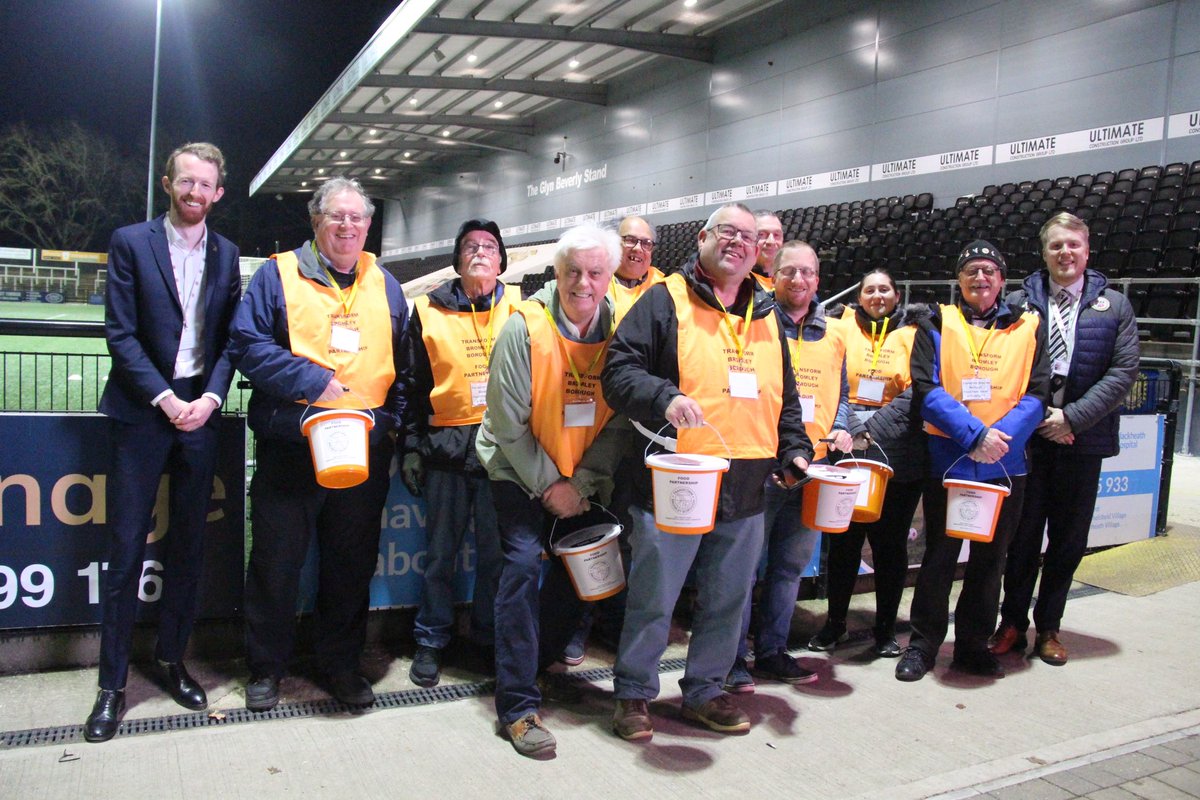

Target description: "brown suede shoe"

left=988, top=621, right=1027, bottom=655
left=1035, top=631, right=1068, bottom=665
left=612, top=699, right=653, bottom=741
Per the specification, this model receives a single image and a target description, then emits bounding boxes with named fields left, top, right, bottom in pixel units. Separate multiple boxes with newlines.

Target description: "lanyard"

left=711, top=291, right=754, bottom=359
left=469, top=286, right=499, bottom=363
left=1048, top=291, right=1075, bottom=362
left=787, top=334, right=804, bottom=388
left=315, top=242, right=360, bottom=316
left=867, top=316, right=890, bottom=375
left=955, top=307, right=996, bottom=375
left=543, top=307, right=609, bottom=390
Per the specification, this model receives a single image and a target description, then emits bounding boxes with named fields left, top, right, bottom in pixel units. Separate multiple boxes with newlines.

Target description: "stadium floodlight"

left=145, top=0, right=163, bottom=221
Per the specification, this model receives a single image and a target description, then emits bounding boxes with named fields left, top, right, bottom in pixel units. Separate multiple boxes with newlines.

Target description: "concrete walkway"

left=2, top=456, right=1198, bottom=800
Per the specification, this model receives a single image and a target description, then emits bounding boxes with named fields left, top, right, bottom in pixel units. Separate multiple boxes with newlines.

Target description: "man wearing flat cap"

left=895, top=239, right=1050, bottom=683
left=402, top=219, right=516, bottom=687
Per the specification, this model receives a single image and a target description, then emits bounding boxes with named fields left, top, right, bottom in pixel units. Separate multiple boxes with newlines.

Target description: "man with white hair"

left=476, top=223, right=629, bottom=758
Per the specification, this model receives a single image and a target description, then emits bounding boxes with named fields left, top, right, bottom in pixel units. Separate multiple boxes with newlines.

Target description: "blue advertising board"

left=0, top=414, right=245, bottom=629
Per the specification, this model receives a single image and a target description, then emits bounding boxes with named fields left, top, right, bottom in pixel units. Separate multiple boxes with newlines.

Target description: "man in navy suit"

left=85, top=142, right=242, bottom=743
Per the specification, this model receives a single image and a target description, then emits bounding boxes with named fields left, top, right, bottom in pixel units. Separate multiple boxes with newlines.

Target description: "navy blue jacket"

left=1006, top=269, right=1139, bottom=457
left=226, top=242, right=408, bottom=443
left=100, top=215, right=241, bottom=424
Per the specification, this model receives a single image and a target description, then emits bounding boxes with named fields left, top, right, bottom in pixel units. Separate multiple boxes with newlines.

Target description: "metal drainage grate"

left=0, top=658, right=688, bottom=750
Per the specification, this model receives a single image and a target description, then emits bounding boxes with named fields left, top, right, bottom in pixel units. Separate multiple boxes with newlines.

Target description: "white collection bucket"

left=645, top=453, right=730, bottom=534
left=800, top=464, right=867, bottom=533
left=943, top=479, right=1011, bottom=542
left=300, top=408, right=374, bottom=489
left=549, top=507, right=625, bottom=601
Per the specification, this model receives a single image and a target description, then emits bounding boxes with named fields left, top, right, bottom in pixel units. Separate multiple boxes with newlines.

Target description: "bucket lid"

left=842, top=458, right=894, bottom=476
left=806, top=464, right=867, bottom=485
left=645, top=452, right=730, bottom=472
left=551, top=523, right=622, bottom=554
left=943, top=478, right=1011, bottom=497
left=301, top=408, right=375, bottom=435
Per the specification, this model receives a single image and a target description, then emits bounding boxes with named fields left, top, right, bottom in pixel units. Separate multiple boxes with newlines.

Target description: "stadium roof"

left=249, top=0, right=790, bottom=198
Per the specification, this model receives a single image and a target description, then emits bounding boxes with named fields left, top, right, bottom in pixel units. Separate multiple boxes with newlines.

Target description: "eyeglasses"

left=775, top=266, right=818, bottom=280
left=463, top=242, right=500, bottom=257
left=960, top=265, right=1000, bottom=278
left=620, top=235, right=655, bottom=250
left=324, top=212, right=368, bottom=225
left=708, top=224, right=756, bottom=244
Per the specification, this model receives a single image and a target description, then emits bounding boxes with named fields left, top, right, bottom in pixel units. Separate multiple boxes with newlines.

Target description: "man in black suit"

left=85, top=142, right=242, bottom=743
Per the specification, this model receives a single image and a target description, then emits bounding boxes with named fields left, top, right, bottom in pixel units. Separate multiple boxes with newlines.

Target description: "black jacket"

left=601, top=258, right=813, bottom=520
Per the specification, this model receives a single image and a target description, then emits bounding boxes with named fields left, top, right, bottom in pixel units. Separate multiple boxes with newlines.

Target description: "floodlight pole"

left=145, top=0, right=163, bottom=221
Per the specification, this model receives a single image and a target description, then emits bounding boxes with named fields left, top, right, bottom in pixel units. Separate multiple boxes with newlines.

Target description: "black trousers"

left=908, top=473, right=1027, bottom=659
left=99, top=376, right=218, bottom=690
left=1001, top=437, right=1104, bottom=634
left=243, top=436, right=392, bottom=679
left=824, top=478, right=923, bottom=638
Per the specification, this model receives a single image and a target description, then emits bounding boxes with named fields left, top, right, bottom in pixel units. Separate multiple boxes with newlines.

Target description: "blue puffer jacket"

left=1006, top=269, right=1139, bottom=458
left=911, top=300, right=1051, bottom=481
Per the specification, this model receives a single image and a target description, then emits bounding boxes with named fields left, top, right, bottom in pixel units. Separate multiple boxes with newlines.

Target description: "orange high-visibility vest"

left=787, top=321, right=845, bottom=461
left=608, top=266, right=665, bottom=328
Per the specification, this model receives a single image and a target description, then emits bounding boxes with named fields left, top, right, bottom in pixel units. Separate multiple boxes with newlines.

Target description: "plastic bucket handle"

left=634, top=419, right=732, bottom=462
left=298, top=385, right=376, bottom=434
left=942, top=452, right=1012, bottom=493
left=547, top=502, right=619, bottom=553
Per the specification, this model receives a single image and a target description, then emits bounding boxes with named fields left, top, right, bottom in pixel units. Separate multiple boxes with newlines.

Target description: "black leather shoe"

left=245, top=675, right=280, bottom=712
left=872, top=636, right=903, bottom=658
left=895, top=648, right=934, bottom=682
left=157, top=660, right=207, bottom=710
left=84, top=689, right=126, bottom=743
left=328, top=671, right=375, bottom=706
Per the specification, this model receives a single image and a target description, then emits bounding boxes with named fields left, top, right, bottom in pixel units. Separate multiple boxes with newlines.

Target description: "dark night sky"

left=1, top=0, right=401, bottom=255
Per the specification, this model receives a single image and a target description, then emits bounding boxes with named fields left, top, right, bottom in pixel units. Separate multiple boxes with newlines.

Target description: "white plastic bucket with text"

left=300, top=408, right=374, bottom=489
left=800, top=464, right=867, bottom=533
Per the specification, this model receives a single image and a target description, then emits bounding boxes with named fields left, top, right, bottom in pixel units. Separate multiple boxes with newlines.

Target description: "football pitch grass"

left=0, top=301, right=248, bottom=413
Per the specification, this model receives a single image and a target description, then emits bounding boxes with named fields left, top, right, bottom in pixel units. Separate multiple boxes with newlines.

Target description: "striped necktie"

left=1049, top=289, right=1072, bottom=365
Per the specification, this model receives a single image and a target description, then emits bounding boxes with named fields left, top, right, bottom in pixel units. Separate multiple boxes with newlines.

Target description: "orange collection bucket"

left=549, top=506, right=625, bottom=601
left=800, top=464, right=866, bottom=533
left=635, top=420, right=731, bottom=535
left=842, top=458, right=894, bottom=523
left=300, top=408, right=374, bottom=489
left=942, top=479, right=1010, bottom=542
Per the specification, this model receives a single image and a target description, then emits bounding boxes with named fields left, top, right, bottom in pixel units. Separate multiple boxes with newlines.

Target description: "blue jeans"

left=413, top=468, right=502, bottom=649
left=614, top=506, right=764, bottom=708
left=491, top=480, right=585, bottom=725
left=737, top=481, right=821, bottom=659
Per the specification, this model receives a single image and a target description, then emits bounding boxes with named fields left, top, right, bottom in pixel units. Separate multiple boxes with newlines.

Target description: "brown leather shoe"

left=681, top=694, right=750, bottom=733
left=612, top=699, right=653, bottom=741
left=987, top=621, right=1027, bottom=655
left=1036, top=631, right=1068, bottom=665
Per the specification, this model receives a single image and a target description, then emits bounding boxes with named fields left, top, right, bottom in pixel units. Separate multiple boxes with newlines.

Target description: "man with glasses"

left=727, top=241, right=864, bottom=693
left=896, top=240, right=1049, bottom=683
left=604, top=202, right=812, bottom=740
left=750, top=210, right=784, bottom=290
left=86, top=142, right=241, bottom=742
left=229, top=177, right=409, bottom=712
left=608, top=215, right=664, bottom=326
left=402, top=219, right=513, bottom=688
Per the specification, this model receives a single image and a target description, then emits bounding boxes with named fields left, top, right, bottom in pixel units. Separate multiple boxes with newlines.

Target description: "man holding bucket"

left=228, top=177, right=408, bottom=711
left=602, top=202, right=812, bottom=740
left=476, top=223, right=629, bottom=758
left=727, top=240, right=865, bottom=693
left=895, top=240, right=1049, bottom=683
left=401, top=219, right=514, bottom=688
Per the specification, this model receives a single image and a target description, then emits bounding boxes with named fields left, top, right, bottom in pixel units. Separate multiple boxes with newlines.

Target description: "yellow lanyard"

left=543, top=307, right=609, bottom=391
left=867, top=316, right=890, bottom=375
left=711, top=290, right=754, bottom=359
left=955, top=307, right=996, bottom=375
left=315, top=243, right=360, bottom=316
left=468, top=286, right=499, bottom=363
left=787, top=334, right=803, bottom=386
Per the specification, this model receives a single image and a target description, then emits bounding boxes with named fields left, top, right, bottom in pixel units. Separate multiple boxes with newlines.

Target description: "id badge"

left=961, top=377, right=992, bottom=402
left=856, top=378, right=886, bottom=404
left=564, top=401, right=596, bottom=428
left=1052, top=357, right=1070, bottom=377
left=330, top=324, right=360, bottom=353
left=728, top=370, right=758, bottom=399
left=470, top=380, right=488, bottom=407
left=799, top=395, right=816, bottom=422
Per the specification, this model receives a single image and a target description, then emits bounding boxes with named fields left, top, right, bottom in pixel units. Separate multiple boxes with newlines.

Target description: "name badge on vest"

left=330, top=324, right=360, bottom=353
left=471, top=380, right=488, bottom=407
left=799, top=394, right=816, bottom=423
left=856, top=378, right=885, bottom=404
left=1052, top=358, right=1070, bottom=377
left=961, top=377, right=992, bottom=402
left=564, top=401, right=596, bottom=428
left=728, top=370, right=758, bottom=399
